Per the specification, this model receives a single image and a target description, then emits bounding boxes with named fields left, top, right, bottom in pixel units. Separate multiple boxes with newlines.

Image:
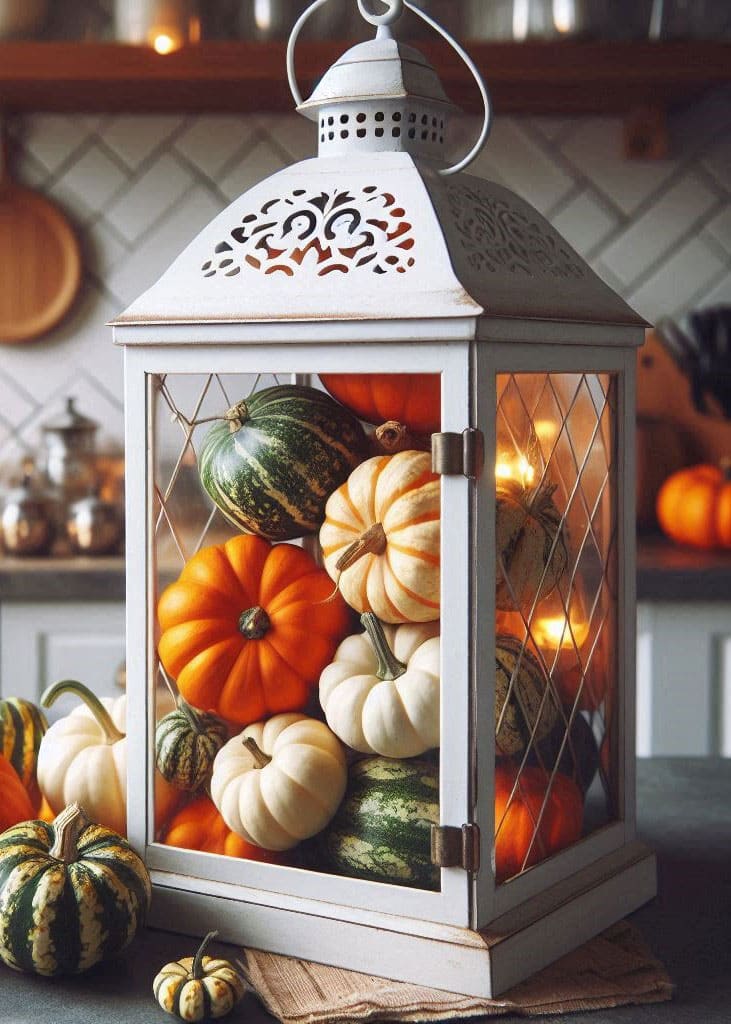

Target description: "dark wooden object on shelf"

left=0, top=40, right=728, bottom=115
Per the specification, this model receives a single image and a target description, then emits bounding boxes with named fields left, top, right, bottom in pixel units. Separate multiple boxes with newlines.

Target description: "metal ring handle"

left=287, top=0, right=338, bottom=108
left=403, top=0, right=491, bottom=176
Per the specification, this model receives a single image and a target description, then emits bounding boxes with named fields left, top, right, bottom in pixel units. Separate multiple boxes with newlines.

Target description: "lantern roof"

left=111, top=152, right=645, bottom=332
left=111, top=1, right=646, bottom=335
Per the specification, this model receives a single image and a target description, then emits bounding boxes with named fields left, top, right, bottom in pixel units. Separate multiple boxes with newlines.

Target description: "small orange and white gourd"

left=319, top=450, right=440, bottom=624
left=319, top=613, right=440, bottom=758
left=210, top=713, right=346, bottom=851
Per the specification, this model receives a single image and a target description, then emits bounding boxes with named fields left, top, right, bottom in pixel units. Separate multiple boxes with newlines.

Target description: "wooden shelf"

left=0, top=39, right=729, bottom=115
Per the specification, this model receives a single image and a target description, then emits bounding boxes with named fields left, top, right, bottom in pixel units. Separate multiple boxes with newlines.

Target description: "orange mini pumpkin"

left=319, top=373, right=441, bottom=435
left=656, top=462, right=731, bottom=549
left=494, top=762, right=583, bottom=883
left=0, top=754, right=34, bottom=832
left=157, top=535, right=352, bottom=725
left=162, top=794, right=286, bottom=863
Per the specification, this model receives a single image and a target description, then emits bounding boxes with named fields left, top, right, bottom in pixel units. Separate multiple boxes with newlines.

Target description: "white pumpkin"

left=37, top=680, right=177, bottom=836
left=210, top=713, right=346, bottom=852
left=319, top=613, right=440, bottom=758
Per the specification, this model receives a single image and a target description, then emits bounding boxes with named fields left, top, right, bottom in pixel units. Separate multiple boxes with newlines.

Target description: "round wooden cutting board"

left=0, top=126, right=82, bottom=344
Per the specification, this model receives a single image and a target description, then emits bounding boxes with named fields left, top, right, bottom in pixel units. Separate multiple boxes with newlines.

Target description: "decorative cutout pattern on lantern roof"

left=112, top=152, right=645, bottom=330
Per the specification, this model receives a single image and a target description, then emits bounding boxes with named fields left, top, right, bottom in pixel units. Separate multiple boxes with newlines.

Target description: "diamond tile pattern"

left=0, top=93, right=729, bottom=473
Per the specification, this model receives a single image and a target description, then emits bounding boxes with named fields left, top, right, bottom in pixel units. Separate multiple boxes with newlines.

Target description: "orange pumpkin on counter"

left=157, top=535, right=353, bottom=725
left=494, top=762, right=583, bottom=882
left=0, top=754, right=34, bottom=832
left=319, top=373, right=441, bottom=434
left=161, top=794, right=286, bottom=863
left=656, top=462, right=731, bottom=549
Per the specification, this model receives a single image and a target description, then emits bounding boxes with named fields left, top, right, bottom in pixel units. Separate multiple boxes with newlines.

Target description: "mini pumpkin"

left=210, top=712, right=347, bottom=852
left=153, top=930, right=245, bottom=1022
left=157, top=534, right=353, bottom=725
left=0, top=753, right=34, bottom=832
left=162, top=793, right=286, bottom=863
left=156, top=698, right=229, bottom=792
left=495, top=763, right=584, bottom=882
left=496, top=479, right=568, bottom=613
left=0, top=803, right=151, bottom=975
left=319, top=613, right=440, bottom=758
left=656, top=461, right=731, bottom=549
left=320, top=450, right=440, bottom=624
left=37, top=680, right=177, bottom=836
left=319, top=372, right=441, bottom=434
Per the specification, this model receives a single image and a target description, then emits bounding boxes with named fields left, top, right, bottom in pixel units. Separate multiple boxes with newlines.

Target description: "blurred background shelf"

left=0, top=40, right=729, bottom=114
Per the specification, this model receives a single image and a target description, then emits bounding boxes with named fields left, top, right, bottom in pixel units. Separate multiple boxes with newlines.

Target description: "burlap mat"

left=241, top=920, right=673, bottom=1024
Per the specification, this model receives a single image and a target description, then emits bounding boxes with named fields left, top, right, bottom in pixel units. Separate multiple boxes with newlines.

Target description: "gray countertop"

left=2, top=538, right=731, bottom=603
left=2, top=758, right=730, bottom=1024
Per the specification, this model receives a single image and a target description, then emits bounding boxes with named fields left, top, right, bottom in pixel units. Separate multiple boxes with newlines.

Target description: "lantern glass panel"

left=147, top=367, right=446, bottom=896
left=493, top=371, right=618, bottom=885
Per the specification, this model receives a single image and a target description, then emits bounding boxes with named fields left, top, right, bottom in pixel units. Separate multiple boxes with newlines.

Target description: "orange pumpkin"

left=157, top=535, right=353, bottom=725
left=162, top=794, right=286, bottom=862
left=319, top=373, right=441, bottom=434
left=656, top=462, right=731, bottom=549
left=495, top=762, right=583, bottom=883
left=0, top=754, right=34, bottom=832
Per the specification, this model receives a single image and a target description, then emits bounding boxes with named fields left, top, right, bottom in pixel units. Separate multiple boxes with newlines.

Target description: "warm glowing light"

left=533, top=418, right=559, bottom=442
left=496, top=453, right=536, bottom=488
left=533, top=615, right=590, bottom=651
left=152, top=32, right=179, bottom=54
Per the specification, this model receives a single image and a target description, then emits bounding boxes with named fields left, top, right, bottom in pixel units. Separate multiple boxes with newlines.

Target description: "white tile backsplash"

left=0, top=93, right=729, bottom=471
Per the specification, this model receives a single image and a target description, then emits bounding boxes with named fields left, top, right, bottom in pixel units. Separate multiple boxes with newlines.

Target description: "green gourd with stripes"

left=198, top=384, right=366, bottom=542
left=0, top=803, right=150, bottom=976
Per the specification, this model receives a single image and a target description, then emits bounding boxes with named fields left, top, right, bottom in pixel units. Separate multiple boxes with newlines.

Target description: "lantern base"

left=147, top=841, right=656, bottom=999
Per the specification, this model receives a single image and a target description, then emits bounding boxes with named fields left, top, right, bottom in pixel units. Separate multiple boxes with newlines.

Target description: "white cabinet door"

left=0, top=602, right=126, bottom=722
left=637, top=602, right=731, bottom=757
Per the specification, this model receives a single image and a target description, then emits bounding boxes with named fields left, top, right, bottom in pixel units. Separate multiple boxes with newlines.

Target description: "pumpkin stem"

left=225, top=401, right=249, bottom=433
left=239, top=606, right=271, bottom=640
left=372, top=421, right=430, bottom=455
left=242, top=736, right=272, bottom=769
left=41, top=680, right=125, bottom=744
left=191, top=930, right=219, bottom=980
left=49, top=803, right=88, bottom=863
left=361, top=613, right=407, bottom=681
left=335, top=522, right=387, bottom=573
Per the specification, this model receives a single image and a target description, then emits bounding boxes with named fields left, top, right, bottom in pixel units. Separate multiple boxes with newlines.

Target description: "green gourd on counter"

left=318, top=756, right=439, bottom=890
left=198, top=384, right=367, bottom=542
left=0, top=803, right=151, bottom=976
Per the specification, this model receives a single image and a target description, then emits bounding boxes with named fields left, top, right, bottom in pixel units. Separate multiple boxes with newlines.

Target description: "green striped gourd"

left=0, top=697, right=47, bottom=791
left=155, top=698, right=228, bottom=792
left=198, top=384, right=367, bottom=542
left=319, top=756, right=439, bottom=890
left=0, top=803, right=151, bottom=976
left=495, top=635, right=559, bottom=757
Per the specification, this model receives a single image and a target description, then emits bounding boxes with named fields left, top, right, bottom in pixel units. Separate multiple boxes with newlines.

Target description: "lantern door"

left=472, top=336, right=639, bottom=933
left=123, top=334, right=476, bottom=933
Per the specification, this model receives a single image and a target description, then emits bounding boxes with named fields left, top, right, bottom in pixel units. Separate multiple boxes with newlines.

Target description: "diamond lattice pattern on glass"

left=494, top=372, right=617, bottom=884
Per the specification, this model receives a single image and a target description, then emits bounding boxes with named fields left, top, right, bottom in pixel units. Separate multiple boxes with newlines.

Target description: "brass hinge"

left=431, top=824, right=481, bottom=872
left=432, top=429, right=484, bottom=478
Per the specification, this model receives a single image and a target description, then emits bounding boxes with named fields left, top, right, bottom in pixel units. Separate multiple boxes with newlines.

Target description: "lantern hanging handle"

left=287, top=0, right=335, bottom=109
left=402, top=0, right=492, bottom=176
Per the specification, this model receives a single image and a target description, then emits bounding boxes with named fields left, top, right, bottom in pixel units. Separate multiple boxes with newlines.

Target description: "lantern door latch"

left=431, top=824, right=481, bottom=872
left=432, top=429, right=484, bottom=478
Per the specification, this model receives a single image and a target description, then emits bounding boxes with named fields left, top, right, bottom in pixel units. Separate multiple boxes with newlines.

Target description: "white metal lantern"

left=112, top=0, right=656, bottom=998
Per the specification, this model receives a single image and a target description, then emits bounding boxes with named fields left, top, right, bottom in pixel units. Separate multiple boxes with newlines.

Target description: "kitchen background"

left=0, top=0, right=729, bottom=758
